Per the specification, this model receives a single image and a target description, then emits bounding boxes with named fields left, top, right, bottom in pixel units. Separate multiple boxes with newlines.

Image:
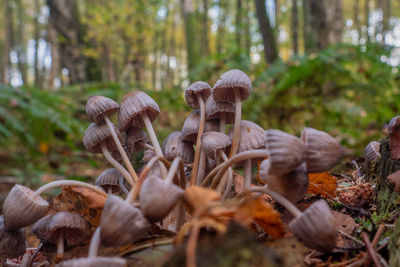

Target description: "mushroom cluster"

left=1, top=69, right=344, bottom=265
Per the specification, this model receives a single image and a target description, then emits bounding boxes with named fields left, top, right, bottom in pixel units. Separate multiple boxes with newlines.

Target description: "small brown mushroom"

left=95, top=168, right=127, bottom=195
left=205, top=96, right=235, bottom=133
left=213, top=69, right=252, bottom=157
left=100, top=195, right=150, bottom=247
left=364, top=141, right=380, bottom=163
left=162, top=131, right=194, bottom=164
left=182, top=110, right=219, bottom=143
left=301, top=127, right=342, bottom=172
left=32, top=212, right=91, bottom=259
left=126, top=127, right=148, bottom=154
left=0, top=216, right=26, bottom=259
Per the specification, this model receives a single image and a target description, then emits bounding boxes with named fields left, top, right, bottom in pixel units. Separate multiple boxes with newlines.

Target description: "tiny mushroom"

left=32, top=212, right=91, bottom=259
left=125, top=127, right=148, bottom=154
left=364, top=141, right=381, bottom=163
left=95, top=168, right=128, bottom=195
left=0, top=216, right=26, bottom=259
left=162, top=131, right=194, bottom=164
left=205, top=96, right=235, bottom=133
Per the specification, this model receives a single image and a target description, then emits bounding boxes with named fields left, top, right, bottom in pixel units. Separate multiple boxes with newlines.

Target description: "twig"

left=337, top=230, right=365, bottom=247
left=361, top=232, right=383, bottom=267
left=372, top=224, right=385, bottom=247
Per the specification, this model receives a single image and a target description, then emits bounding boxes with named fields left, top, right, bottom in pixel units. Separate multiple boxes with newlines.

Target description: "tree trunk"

left=244, top=0, right=251, bottom=57
left=235, top=0, right=243, bottom=50
left=33, top=0, right=40, bottom=87
left=181, top=0, right=200, bottom=80
left=47, top=15, right=60, bottom=89
left=2, top=0, right=14, bottom=85
left=201, top=0, right=209, bottom=56
left=353, top=0, right=361, bottom=43
left=291, top=0, right=299, bottom=55
left=364, top=0, right=370, bottom=43
left=254, top=0, right=278, bottom=64
left=382, top=0, right=390, bottom=43
left=216, top=0, right=228, bottom=55
left=47, top=0, right=87, bottom=84
left=302, top=0, right=315, bottom=53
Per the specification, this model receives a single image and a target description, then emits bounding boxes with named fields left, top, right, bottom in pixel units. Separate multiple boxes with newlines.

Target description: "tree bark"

left=216, top=0, right=228, bottom=55
left=244, top=0, right=251, bottom=57
left=33, top=0, right=40, bottom=87
left=291, top=0, right=298, bottom=55
left=47, top=14, right=60, bottom=89
left=2, top=0, right=14, bottom=85
left=235, top=0, right=243, bottom=50
left=302, top=0, right=315, bottom=53
left=254, top=0, right=278, bottom=64
left=201, top=0, right=209, bottom=56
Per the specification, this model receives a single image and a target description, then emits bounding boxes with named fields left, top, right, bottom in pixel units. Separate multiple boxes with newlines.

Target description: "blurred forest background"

left=0, top=0, right=400, bottom=185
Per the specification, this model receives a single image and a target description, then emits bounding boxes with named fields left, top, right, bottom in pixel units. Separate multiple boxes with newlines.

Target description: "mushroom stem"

left=244, top=159, right=252, bottom=190
left=103, top=115, right=139, bottom=183
left=165, top=157, right=181, bottom=184
left=190, top=96, right=206, bottom=185
left=101, top=142, right=135, bottom=187
left=33, top=180, right=108, bottom=198
left=213, top=150, right=230, bottom=191
left=145, top=143, right=154, bottom=151
left=141, top=112, right=167, bottom=177
left=88, top=227, right=101, bottom=258
left=107, top=188, right=113, bottom=195
left=221, top=167, right=233, bottom=200
left=56, top=233, right=64, bottom=259
left=196, top=150, right=206, bottom=185
left=243, top=186, right=302, bottom=218
left=202, top=149, right=268, bottom=188
left=219, top=113, right=226, bottom=133
left=228, top=88, right=242, bottom=158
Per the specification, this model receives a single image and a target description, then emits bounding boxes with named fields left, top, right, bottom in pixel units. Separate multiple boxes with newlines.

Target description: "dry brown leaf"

left=307, top=172, right=337, bottom=198
left=183, top=186, right=221, bottom=214
left=332, top=211, right=356, bottom=248
left=234, top=197, right=285, bottom=238
left=50, top=186, right=107, bottom=227
left=388, top=169, right=400, bottom=193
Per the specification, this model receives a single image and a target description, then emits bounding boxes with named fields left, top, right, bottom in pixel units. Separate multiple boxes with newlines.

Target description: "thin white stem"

left=222, top=167, right=233, bottom=200
left=165, top=157, right=181, bottom=184
left=202, top=149, right=268, bottom=187
left=190, top=96, right=206, bottom=185
left=219, top=113, right=226, bottom=133
left=88, top=227, right=101, bottom=258
left=216, top=171, right=228, bottom=194
left=228, top=88, right=242, bottom=158
left=103, top=115, right=138, bottom=183
left=145, top=143, right=154, bottom=151
left=107, top=187, right=113, bottom=195
left=196, top=150, right=206, bottom=185
left=244, top=159, right=252, bottom=190
left=211, top=150, right=229, bottom=189
left=33, top=180, right=108, bottom=198
left=101, top=143, right=135, bottom=187
left=56, top=234, right=64, bottom=259
left=142, top=113, right=167, bottom=177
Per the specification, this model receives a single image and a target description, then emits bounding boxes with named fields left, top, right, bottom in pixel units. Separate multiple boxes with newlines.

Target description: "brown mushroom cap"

left=229, top=120, right=265, bottom=153
left=288, top=200, right=337, bottom=253
left=118, top=91, right=160, bottom=131
left=205, top=96, right=235, bottom=123
left=32, top=212, right=91, bottom=246
left=83, top=122, right=121, bottom=153
left=3, top=184, right=49, bottom=230
left=388, top=115, right=400, bottom=133
left=126, top=127, right=148, bottom=153
left=142, top=149, right=156, bottom=163
left=212, top=69, right=252, bottom=103
left=259, top=163, right=309, bottom=203
left=100, top=195, right=150, bottom=247
left=182, top=110, right=219, bottom=143
left=0, top=216, right=26, bottom=259
left=86, top=96, right=119, bottom=123
left=56, top=257, right=127, bottom=267
left=364, top=141, right=380, bottom=163
left=95, top=168, right=125, bottom=194
left=185, top=81, right=212, bottom=109
left=140, top=175, right=183, bottom=222
left=301, top=127, right=342, bottom=172
left=162, top=131, right=194, bottom=164
left=264, top=129, right=308, bottom=176
left=201, top=131, right=231, bottom=160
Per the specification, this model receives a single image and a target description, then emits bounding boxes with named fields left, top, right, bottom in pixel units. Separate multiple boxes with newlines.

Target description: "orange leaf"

left=307, top=172, right=337, bottom=198
left=183, top=186, right=221, bottom=214
left=38, top=141, right=49, bottom=154
left=234, top=197, right=285, bottom=238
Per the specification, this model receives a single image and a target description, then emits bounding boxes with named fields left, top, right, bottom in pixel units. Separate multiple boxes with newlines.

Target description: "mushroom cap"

left=95, top=168, right=125, bottom=194
left=201, top=131, right=231, bottom=160
left=0, top=216, right=26, bottom=259
left=205, top=97, right=235, bottom=123
left=32, top=212, right=91, bottom=246
left=364, top=141, right=380, bottom=163
left=83, top=122, right=121, bottom=154
left=185, top=81, right=212, bottom=109
left=301, top=127, right=342, bottom=172
left=100, top=195, right=150, bottom=247
left=56, top=257, right=127, bottom=267
left=264, top=129, right=308, bottom=176
left=126, top=127, right=148, bottom=153
left=288, top=200, right=337, bottom=253
left=142, top=149, right=156, bottom=163
left=388, top=115, right=400, bottom=133
left=118, top=91, right=160, bottom=131
left=162, top=131, right=194, bottom=164
left=140, top=176, right=183, bottom=222
left=182, top=110, right=219, bottom=143
left=259, top=163, right=309, bottom=203
left=3, top=184, right=49, bottom=230
left=86, top=96, right=119, bottom=123
left=229, top=120, right=265, bottom=153
left=212, top=69, right=252, bottom=103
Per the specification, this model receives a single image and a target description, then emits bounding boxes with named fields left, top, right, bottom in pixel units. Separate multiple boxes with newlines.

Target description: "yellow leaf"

left=234, top=197, right=285, bottom=238
left=307, top=172, right=337, bottom=198
left=183, top=186, right=221, bottom=214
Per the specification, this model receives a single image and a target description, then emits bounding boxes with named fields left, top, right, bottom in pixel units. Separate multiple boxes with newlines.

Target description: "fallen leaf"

left=307, top=172, right=337, bottom=198
left=332, top=211, right=356, bottom=248
left=50, top=186, right=107, bottom=226
left=234, top=197, right=285, bottom=238
left=183, top=186, right=221, bottom=214
left=388, top=169, right=400, bottom=193
left=38, top=141, right=49, bottom=154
